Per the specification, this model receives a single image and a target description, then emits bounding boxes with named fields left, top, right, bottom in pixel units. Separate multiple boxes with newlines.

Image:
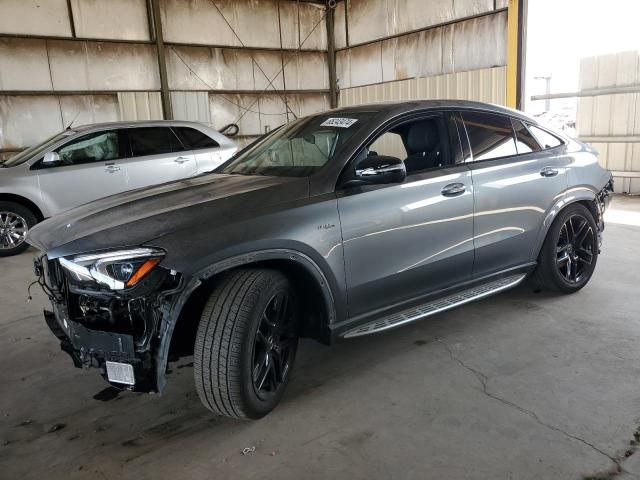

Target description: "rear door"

left=123, top=127, right=197, bottom=189
left=36, top=129, right=128, bottom=215
left=172, top=126, right=229, bottom=173
left=337, top=112, right=475, bottom=318
left=457, top=110, right=569, bottom=277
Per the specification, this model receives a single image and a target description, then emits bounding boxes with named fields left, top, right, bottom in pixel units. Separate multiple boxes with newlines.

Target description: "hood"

left=27, top=173, right=309, bottom=259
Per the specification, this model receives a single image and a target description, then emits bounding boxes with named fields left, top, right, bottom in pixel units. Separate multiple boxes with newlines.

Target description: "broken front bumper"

left=44, top=303, right=156, bottom=392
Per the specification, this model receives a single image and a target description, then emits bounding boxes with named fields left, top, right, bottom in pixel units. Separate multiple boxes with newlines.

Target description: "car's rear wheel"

left=533, top=203, right=599, bottom=293
left=0, top=202, right=36, bottom=257
left=194, top=269, right=299, bottom=419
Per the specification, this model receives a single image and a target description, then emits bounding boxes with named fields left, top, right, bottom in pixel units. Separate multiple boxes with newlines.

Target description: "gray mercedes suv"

left=27, top=100, right=613, bottom=419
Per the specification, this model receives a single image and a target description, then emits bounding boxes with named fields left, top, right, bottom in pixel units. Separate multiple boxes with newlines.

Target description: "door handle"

left=174, top=156, right=190, bottom=164
left=441, top=183, right=466, bottom=197
left=104, top=164, right=120, bottom=173
left=540, top=167, right=559, bottom=177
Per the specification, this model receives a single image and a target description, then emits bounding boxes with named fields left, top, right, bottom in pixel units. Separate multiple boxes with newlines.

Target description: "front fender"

left=153, top=248, right=339, bottom=393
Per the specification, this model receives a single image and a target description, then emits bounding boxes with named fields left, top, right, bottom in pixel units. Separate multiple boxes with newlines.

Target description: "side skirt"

left=341, top=273, right=527, bottom=338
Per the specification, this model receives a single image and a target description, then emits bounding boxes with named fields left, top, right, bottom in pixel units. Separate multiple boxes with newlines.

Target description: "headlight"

left=59, top=248, right=165, bottom=290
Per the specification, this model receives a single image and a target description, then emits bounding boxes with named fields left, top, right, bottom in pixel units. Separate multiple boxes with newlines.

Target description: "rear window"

left=173, top=127, right=219, bottom=150
left=462, top=111, right=518, bottom=161
left=512, top=120, right=542, bottom=154
left=127, top=127, right=183, bottom=157
left=528, top=125, right=563, bottom=149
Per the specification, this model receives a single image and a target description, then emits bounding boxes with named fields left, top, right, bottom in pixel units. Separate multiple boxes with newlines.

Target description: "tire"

left=532, top=203, right=599, bottom=293
left=0, top=201, right=37, bottom=257
left=194, top=269, right=299, bottom=419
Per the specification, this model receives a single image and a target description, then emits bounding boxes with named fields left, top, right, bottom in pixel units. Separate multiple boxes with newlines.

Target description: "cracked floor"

left=1, top=195, right=640, bottom=480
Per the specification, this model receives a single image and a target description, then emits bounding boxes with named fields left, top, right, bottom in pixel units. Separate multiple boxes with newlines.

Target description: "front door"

left=36, top=129, right=128, bottom=215
left=337, top=113, right=475, bottom=319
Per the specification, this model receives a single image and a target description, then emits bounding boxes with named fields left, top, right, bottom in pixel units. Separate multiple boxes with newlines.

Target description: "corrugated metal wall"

left=339, top=66, right=507, bottom=107
left=0, top=0, right=330, bottom=159
left=576, top=51, right=640, bottom=194
left=334, top=0, right=508, bottom=112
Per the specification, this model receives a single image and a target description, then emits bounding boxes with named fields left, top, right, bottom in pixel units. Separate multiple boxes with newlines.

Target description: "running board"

left=342, top=274, right=527, bottom=338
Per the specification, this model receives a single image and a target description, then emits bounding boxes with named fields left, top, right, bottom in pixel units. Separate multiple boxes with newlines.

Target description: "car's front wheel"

left=194, top=269, right=299, bottom=419
left=0, top=201, right=36, bottom=257
left=533, top=203, right=599, bottom=293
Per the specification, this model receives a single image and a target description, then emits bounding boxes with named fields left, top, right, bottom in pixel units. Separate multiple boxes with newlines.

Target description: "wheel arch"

left=0, top=193, right=45, bottom=222
left=154, top=249, right=338, bottom=392
left=531, top=187, right=600, bottom=261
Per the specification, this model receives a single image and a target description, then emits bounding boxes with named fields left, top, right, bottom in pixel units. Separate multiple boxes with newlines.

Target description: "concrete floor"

left=1, top=196, right=640, bottom=480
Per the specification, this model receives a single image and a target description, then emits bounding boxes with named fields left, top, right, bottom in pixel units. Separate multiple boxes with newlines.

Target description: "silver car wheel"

left=0, top=211, right=28, bottom=250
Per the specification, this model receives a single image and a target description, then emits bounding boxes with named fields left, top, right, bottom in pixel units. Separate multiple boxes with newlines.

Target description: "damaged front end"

left=34, top=248, right=184, bottom=392
left=595, top=175, right=614, bottom=249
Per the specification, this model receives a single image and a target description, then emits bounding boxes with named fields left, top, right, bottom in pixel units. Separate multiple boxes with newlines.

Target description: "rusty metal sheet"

left=70, top=0, right=150, bottom=41
left=44, top=40, right=160, bottom=91
left=337, top=12, right=506, bottom=89
left=283, top=52, right=328, bottom=90
left=0, top=38, right=53, bottom=91
left=334, top=1, right=347, bottom=49
left=0, top=0, right=72, bottom=37
left=161, top=0, right=281, bottom=49
left=452, top=11, right=507, bottom=72
left=347, top=0, right=495, bottom=46
left=0, top=94, right=118, bottom=150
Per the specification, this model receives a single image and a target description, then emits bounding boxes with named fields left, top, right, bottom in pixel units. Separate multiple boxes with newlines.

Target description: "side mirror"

left=354, top=155, right=406, bottom=185
left=42, top=151, right=60, bottom=165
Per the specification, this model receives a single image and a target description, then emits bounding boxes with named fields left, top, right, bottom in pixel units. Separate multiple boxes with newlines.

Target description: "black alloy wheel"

left=533, top=203, right=599, bottom=293
left=194, top=269, right=299, bottom=419
left=251, top=292, right=297, bottom=401
left=555, top=214, right=596, bottom=283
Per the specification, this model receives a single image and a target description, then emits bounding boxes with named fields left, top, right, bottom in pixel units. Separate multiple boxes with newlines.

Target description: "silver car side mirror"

left=43, top=151, right=61, bottom=164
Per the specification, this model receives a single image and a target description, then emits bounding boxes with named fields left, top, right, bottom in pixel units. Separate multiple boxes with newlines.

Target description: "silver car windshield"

left=2, top=131, right=75, bottom=167
left=218, top=112, right=375, bottom=177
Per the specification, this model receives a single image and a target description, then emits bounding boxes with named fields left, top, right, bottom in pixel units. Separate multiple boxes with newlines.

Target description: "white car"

left=0, top=121, right=237, bottom=256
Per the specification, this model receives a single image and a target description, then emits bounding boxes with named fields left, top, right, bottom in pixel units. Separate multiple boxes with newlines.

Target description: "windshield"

left=218, top=112, right=376, bottom=177
left=1, top=131, right=75, bottom=167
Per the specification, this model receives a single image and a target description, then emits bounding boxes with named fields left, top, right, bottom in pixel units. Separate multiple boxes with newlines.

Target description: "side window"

left=512, top=120, right=542, bottom=154
left=365, top=116, right=448, bottom=176
left=528, top=125, right=563, bottom=149
left=369, top=132, right=407, bottom=160
left=56, top=131, right=120, bottom=166
left=462, top=112, right=518, bottom=161
left=128, top=127, right=183, bottom=157
left=173, top=127, right=219, bottom=150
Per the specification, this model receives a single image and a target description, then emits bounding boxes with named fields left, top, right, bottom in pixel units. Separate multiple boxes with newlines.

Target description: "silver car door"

left=337, top=113, right=474, bottom=319
left=36, top=129, right=128, bottom=215
left=457, top=111, right=569, bottom=277
left=172, top=126, right=237, bottom=173
left=123, top=127, right=197, bottom=190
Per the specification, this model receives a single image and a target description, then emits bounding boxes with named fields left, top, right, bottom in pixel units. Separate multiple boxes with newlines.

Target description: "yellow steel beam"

left=506, top=0, right=520, bottom=109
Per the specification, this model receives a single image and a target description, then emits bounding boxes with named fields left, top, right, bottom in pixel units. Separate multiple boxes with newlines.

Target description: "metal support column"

left=150, top=0, right=172, bottom=119
left=506, top=0, right=525, bottom=110
left=325, top=5, right=338, bottom=109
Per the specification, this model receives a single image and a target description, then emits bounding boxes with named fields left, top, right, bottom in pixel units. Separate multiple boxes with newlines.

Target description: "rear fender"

left=530, top=186, right=599, bottom=260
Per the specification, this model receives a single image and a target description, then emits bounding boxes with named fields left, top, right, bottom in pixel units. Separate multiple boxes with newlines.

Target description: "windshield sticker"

left=320, top=118, right=358, bottom=128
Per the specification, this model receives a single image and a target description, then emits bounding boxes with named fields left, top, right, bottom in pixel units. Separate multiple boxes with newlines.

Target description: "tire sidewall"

left=238, top=273, right=298, bottom=418
left=544, top=204, right=599, bottom=292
